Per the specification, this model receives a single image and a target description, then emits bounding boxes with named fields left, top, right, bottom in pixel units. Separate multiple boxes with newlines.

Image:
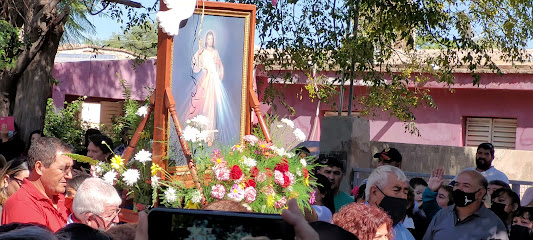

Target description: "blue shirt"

left=393, top=222, right=415, bottom=240
left=423, top=204, right=508, bottom=240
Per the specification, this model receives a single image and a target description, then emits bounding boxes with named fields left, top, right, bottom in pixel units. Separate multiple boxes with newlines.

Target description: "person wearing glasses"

left=453, top=143, right=509, bottom=184
left=69, top=177, right=122, bottom=230
left=0, top=156, right=29, bottom=219
left=1, top=137, right=74, bottom=232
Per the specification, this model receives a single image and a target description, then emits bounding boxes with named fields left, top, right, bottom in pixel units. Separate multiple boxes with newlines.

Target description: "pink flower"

left=274, top=170, right=285, bottom=186
left=211, top=184, right=226, bottom=199
left=244, top=187, right=257, bottom=203
left=228, top=184, right=245, bottom=201
left=214, top=167, right=230, bottom=181
left=309, top=191, right=316, bottom=205
left=285, top=172, right=295, bottom=186
left=211, top=157, right=227, bottom=167
left=271, top=0, right=278, bottom=7
left=274, top=196, right=287, bottom=209
left=213, top=149, right=221, bottom=157
left=243, top=135, right=259, bottom=145
left=261, top=185, right=275, bottom=196
left=256, top=172, right=267, bottom=182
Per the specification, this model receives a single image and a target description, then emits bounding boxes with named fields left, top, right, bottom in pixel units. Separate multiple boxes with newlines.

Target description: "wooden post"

left=248, top=88, right=272, bottom=142
left=122, top=95, right=155, bottom=162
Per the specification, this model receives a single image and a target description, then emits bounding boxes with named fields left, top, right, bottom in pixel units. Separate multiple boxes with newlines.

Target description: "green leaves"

left=0, top=20, right=22, bottom=71
left=43, top=98, right=85, bottom=152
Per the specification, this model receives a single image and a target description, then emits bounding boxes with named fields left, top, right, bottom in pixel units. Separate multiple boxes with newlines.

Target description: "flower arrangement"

left=154, top=116, right=316, bottom=213
left=68, top=146, right=156, bottom=211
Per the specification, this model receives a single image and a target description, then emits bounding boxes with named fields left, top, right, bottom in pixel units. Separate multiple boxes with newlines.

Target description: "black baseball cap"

left=373, top=148, right=402, bottom=163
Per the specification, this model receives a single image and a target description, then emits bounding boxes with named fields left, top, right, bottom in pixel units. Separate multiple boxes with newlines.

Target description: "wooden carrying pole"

left=248, top=88, right=271, bottom=142
left=164, top=88, right=203, bottom=192
left=122, top=95, right=155, bottom=162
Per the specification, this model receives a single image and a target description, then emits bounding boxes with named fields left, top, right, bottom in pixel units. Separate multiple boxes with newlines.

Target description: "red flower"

left=230, top=165, right=243, bottom=180
left=249, top=166, right=259, bottom=177
left=303, top=168, right=309, bottom=178
left=282, top=174, right=291, bottom=188
left=245, top=179, right=256, bottom=188
left=275, top=161, right=289, bottom=173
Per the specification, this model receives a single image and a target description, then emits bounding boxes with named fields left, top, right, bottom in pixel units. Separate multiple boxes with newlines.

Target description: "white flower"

left=94, top=162, right=104, bottom=174
left=103, top=170, right=117, bottom=185
left=197, top=130, right=209, bottom=143
left=134, top=149, right=152, bottom=163
left=122, top=169, right=140, bottom=186
left=191, top=115, right=209, bottom=127
left=136, top=105, right=149, bottom=117
left=191, top=190, right=202, bottom=203
left=286, top=152, right=295, bottom=158
left=276, top=124, right=284, bottom=128
left=151, top=176, right=160, bottom=188
left=261, top=205, right=266, bottom=212
left=300, top=158, right=307, bottom=167
left=241, top=156, right=257, bottom=168
left=296, top=168, right=302, bottom=176
left=165, top=188, right=178, bottom=203
left=287, top=186, right=294, bottom=192
left=182, top=126, right=201, bottom=142
left=293, top=128, right=306, bottom=141
left=281, top=118, right=295, bottom=128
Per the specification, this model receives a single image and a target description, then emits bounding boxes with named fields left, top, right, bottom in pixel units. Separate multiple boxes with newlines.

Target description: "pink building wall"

left=255, top=73, right=533, bottom=151
left=52, top=59, right=156, bottom=108
left=51, top=59, right=533, bottom=150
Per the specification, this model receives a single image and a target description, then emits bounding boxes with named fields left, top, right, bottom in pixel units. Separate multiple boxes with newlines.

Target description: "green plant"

left=0, top=20, right=22, bottom=71
left=43, top=97, right=86, bottom=152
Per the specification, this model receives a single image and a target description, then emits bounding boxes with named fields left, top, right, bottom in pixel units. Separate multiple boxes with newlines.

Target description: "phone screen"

left=148, top=208, right=295, bottom=240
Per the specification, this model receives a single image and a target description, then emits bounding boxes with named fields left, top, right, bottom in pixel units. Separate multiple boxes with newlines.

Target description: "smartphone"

left=0, top=117, right=14, bottom=131
left=148, top=207, right=295, bottom=240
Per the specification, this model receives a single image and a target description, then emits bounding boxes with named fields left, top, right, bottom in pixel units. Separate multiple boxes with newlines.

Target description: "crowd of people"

left=0, top=121, right=532, bottom=240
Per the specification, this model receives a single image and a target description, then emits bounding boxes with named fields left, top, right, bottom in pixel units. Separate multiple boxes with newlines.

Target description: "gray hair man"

left=423, top=169, right=508, bottom=240
left=366, top=165, right=414, bottom=240
left=1, top=137, right=74, bottom=232
left=69, top=177, right=122, bottom=230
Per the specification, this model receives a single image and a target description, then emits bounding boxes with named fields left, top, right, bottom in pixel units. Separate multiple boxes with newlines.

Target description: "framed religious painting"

left=153, top=1, right=256, bottom=167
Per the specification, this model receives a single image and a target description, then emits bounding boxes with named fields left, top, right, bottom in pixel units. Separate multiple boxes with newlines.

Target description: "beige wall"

left=370, top=141, right=533, bottom=182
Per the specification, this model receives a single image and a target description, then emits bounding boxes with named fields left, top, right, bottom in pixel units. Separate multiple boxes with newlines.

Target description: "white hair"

left=73, top=178, right=122, bottom=219
left=365, top=165, right=407, bottom=201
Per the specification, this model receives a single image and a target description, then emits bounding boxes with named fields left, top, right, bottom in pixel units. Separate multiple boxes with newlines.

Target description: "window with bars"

left=465, top=117, right=517, bottom=149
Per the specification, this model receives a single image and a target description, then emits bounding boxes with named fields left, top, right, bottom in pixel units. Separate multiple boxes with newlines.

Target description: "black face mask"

left=377, top=187, right=407, bottom=226
left=510, top=225, right=533, bottom=240
left=452, top=189, right=480, bottom=207
left=490, top=202, right=509, bottom=223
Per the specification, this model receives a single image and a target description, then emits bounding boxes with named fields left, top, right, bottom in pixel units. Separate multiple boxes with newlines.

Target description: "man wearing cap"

left=453, top=143, right=509, bottom=184
left=374, top=148, right=403, bottom=168
left=360, top=148, right=403, bottom=186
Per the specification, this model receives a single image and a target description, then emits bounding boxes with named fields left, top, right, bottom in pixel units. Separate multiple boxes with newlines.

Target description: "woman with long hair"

left=311, top=174, right=336, bottom=222
left=0, top=156, right=29, bottom=208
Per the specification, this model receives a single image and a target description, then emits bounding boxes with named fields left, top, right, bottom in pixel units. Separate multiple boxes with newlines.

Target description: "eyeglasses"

left=94, top=208, right=121, bottom=230
left=10, top=176, right=24, bottom=187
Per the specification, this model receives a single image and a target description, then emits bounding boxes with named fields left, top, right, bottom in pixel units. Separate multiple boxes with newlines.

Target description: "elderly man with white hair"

left=366, top=165, right=414, bottom=240
left=68, top=177, right=122, bottom=230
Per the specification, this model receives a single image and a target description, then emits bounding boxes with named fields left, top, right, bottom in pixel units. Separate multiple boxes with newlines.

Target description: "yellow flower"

left=290, top=191, right=299, bottom=198
left=110, top=155, right=124, bottom=170
left=151, top=164, right=163, bottom=176
left=260, top=144, right=266, bottom=149
left=185, top=201, right=200, bottom=209
left=267, top=194, right=275, bottom=207
left=304, top=176, right=309, bottom=186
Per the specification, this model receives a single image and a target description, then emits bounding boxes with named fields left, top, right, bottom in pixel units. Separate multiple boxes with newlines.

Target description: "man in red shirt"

left=2, top=137, right=73, bottom=232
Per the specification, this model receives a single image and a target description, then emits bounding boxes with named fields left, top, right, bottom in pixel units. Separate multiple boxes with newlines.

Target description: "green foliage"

left=102, top=20, right=158, bottom=57
left=43, top=98, right=86, bottom=152
left=60, top=0, right=96, bottom=44
left=229, top=0, right=533, bottom=133
left=106, top=74, right=154, bottom=151
left=0, top=20, right=22, bottom=70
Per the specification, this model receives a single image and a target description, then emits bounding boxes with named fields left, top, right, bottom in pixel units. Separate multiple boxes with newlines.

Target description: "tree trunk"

left=13, top=25, right=64, bottom=144
left=0, top=0, right=69, bottom=146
